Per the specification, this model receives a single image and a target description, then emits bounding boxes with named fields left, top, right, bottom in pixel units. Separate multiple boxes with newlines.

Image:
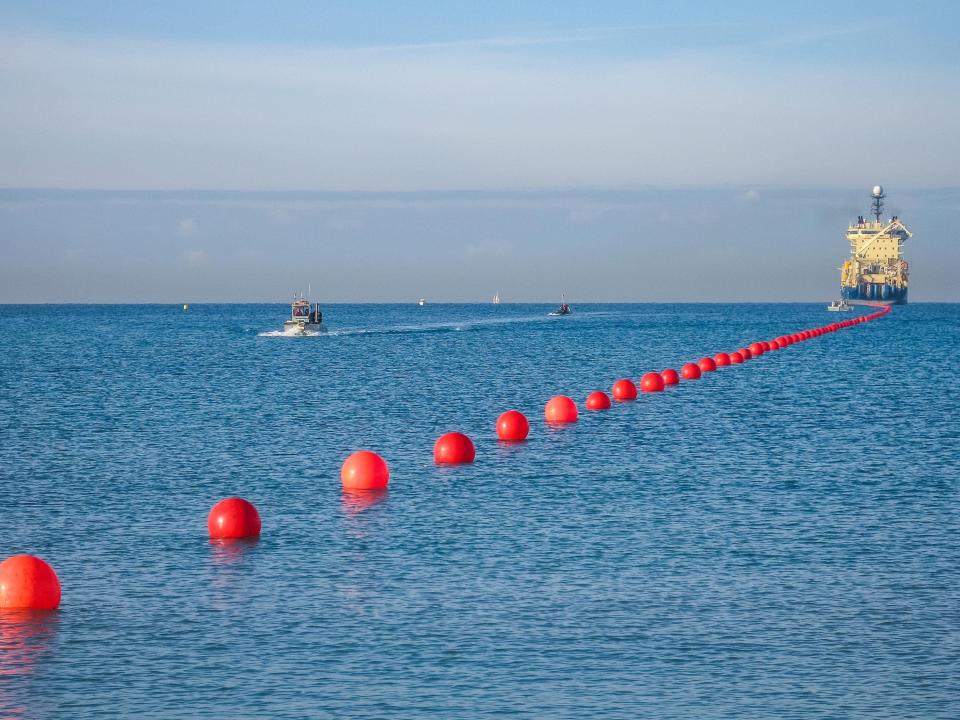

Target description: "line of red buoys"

left=8, top=305, right=892, bottom=608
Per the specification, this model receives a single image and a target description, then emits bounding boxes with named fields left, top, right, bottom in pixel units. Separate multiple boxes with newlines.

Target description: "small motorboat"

left=827, top=299, right=853, bottom=312
left=418, top=298, right=426, bottom=306
left=549, top=295, right=571, bottom=316
left=281, top=295, right=327, bottom=335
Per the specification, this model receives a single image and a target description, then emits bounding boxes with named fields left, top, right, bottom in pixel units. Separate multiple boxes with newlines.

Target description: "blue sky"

left=1, top=1, right=958, bottom=300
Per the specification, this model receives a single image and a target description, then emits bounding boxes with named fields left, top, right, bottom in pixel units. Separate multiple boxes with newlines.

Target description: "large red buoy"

left=661, top=368, right=680, bottom=385
left=0, top=555, right=61, bottom=610
left=681, top=362, right=701, bottom=380
left=640, top=371, right=665, bottom=392
left=748, top=342, right=765, bottom=357
left=341, top=450, right=390, bottom=491
left=208, top=497, right=261, bottom=539
left=585, top=391, right=611, bottom=410
left=434, top=431, right=476, bottom=464
left=714, top=352, right=730, bottom=367
left=739, top=347, right=753, bottom=360
left=545, top=395, right=578, bottom=424
left=698, top=356, right=717, bottom=372
left=612, top=378, right=638, bottom=401
left=496, top=410, right=529, bottom=441
left=729, top=351, right=744, bottom=364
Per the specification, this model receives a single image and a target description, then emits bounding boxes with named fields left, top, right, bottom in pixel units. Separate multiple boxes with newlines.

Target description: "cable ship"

left=840, top=185, right=912, bottom=304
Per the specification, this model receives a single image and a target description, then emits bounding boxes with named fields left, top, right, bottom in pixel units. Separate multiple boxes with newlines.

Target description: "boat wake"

left=258, top=328, right=323, bottom=338
left=258, top=310, right=609, bottom=339
left=259, top=311, right=608, bottom=339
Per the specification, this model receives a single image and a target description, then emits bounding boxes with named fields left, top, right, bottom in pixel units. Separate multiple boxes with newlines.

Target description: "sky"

left=1, top=1, right=958, bottom=301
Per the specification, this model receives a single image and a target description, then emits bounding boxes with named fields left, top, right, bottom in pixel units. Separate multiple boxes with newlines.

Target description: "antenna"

left=871, top=185, right=885, bottom=223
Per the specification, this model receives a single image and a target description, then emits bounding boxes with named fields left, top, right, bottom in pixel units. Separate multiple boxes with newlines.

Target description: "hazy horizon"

left=1, top=2, right=958, bottom=302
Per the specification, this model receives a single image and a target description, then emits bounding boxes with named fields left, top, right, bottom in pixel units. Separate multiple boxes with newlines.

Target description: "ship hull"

left=841, top=284, right=907, bottom=305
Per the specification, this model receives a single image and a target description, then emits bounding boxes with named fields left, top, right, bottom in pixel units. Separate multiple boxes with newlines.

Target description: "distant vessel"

left=182, top=304, right=189, bottom=311
left=281, top=294, right=327, bottom=335
left=418, top=298, right=426, bottom=306
left=840, top=186, right=912, bottom=304
left=492, top=291, right=501, bottom=304
left=827, top=299, right=853, bottom=312
left=549, top=295, right=571, bottom=316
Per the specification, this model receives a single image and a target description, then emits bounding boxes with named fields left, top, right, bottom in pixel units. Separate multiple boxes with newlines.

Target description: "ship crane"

left=854, top=218, right=912, bottom=257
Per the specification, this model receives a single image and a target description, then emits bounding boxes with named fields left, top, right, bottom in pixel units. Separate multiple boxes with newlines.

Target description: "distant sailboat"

left=492, top=291, right=501, bottom=304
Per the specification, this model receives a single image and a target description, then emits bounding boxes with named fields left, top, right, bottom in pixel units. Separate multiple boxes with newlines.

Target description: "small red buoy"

left=208, top=497, right=262, bottom=539
left=698, top=356, right=717, bottom=372
left=496, top=410, right=529, bottom=441
left=681, top=362, right=701, bottom=380
left=729, top=351, right=744, bottom=364
left=661, top=368, right=680, bottom=385
left=640, top=371, right=665, bottom=392
left=740, top=347, right=753, bottom=359
left=0, top=555, right=61, bottom=610
left=764, top=341, right=776, bottom=351
left=434, top=431, right=476, bottom=464
left=612, top=378, right=638, bottom=401
left=341, top=450, right=390, bottom=491
left=748, top=342, right=765, bottom=357
left=545, top=395, right=578, bottom=424
left=714, top=352, right=730, bottom=367
left=585, top=391, right=611, bottom=410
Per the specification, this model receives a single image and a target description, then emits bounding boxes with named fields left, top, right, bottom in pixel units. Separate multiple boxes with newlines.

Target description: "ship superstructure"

left=840, top=185, right=912, bottom=304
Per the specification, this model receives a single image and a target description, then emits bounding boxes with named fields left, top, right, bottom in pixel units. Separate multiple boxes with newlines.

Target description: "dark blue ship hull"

left=841, top=284, right=907, bottom=305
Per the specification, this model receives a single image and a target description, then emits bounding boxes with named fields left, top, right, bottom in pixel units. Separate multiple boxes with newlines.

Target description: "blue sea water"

left=1, top=303, right=958, bottom=719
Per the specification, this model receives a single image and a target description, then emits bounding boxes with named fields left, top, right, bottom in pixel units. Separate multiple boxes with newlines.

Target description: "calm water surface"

left=1, top=303, right=958, bottom=719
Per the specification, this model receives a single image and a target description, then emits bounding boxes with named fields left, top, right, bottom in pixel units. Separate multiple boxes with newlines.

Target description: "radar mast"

left=871, top=185, right=885, bottom=223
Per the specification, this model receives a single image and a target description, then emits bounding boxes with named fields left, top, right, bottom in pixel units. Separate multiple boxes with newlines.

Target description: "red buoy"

left=661, top=368, right=680, bottom=385
left=0, top=555, right=61, bottom=610
left=341, top=450, right=390, bottom=491
left=681, top=362, right=701, bottom=380
left=729, top=351, right=744, bottom=364
left=714, top=352, right=730, bottom=367
left=208, top=497, right=262, bottom=539
left=698, top=356, right=717, bottom=372
left=434, top=431, right=476, bottom=464
left=640, top=371, right=665, bottom=392
left=545, top=395, right=578, bottom=424
left=763, top=341, right=776, bottom=351
left=748, top=342, right=765, bottom=357
left=612, top=378, right=638, bottom=401
left=496, top=410, right=529, bottom=441
left=585, top=391, right=611, bottom=410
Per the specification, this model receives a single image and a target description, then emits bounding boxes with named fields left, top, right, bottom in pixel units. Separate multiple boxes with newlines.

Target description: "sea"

left=1, top=303, right=957, bottom=719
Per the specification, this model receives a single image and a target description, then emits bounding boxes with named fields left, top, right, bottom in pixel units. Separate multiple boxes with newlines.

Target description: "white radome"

left=872, top=185, right=884, bottom=197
